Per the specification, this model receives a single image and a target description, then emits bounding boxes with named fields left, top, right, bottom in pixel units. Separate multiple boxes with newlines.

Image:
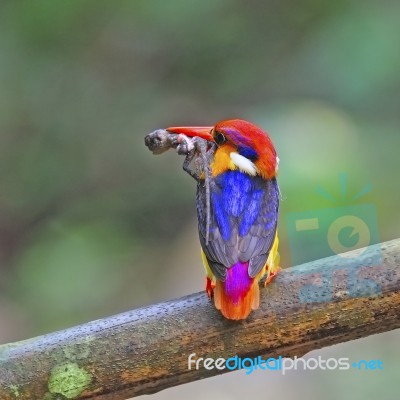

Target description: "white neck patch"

left=230, top=152, right=258, bottom=176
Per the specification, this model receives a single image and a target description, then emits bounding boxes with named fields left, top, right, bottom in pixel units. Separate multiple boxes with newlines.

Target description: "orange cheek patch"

left=211, top=144, right=236, bottom=176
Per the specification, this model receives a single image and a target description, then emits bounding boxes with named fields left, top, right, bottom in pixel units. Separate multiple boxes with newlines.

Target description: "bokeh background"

left=0, top=0, right=399, bottom=399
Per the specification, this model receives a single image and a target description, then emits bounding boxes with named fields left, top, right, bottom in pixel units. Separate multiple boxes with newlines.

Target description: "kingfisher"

left=167, top=119, right=280, bottom=320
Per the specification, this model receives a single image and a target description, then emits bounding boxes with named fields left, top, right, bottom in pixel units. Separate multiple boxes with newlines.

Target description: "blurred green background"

left=0, top=0, right=399, bottom=399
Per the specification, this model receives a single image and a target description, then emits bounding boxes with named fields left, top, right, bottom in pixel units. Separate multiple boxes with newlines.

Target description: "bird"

left=166, top=119, right=280, bottom=320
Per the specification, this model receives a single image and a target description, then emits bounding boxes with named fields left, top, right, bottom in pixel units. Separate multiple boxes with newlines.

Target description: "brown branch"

left=1, top=239, right=399, bottom=399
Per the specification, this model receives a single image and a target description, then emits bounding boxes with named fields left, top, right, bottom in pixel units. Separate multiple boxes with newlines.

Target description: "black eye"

left=214, top=131, right=226, bottom=145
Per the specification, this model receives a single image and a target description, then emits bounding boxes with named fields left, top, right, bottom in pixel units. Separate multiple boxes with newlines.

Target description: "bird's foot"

left=206, top=277, right=215, bottom=298
left=264, top=266, right=281, bottom=286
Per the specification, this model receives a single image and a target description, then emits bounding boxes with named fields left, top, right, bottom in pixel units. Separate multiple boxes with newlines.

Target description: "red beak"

left=166, top=126, right=214, bottom=141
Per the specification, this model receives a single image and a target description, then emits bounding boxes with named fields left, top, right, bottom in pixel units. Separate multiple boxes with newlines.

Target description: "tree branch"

left=1, top=239, right=399, bottom=400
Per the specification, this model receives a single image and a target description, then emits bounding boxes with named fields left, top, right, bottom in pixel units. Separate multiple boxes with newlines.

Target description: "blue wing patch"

left=197, top=170, right=279, bottom=281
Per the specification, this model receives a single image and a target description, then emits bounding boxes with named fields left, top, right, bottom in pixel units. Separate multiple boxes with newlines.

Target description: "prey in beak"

left=144, top=125, right=216, bottom=244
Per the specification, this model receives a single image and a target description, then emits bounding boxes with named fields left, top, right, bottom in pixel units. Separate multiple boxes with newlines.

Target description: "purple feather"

left=224, top=261, right=252, bottom=304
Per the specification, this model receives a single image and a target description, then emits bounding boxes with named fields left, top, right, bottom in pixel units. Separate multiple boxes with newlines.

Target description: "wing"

left=197, top=170, right=279, bottom=281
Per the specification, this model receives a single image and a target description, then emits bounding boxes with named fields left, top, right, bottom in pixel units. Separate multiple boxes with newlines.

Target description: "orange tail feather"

left=214, top=279, right=260, bottom=320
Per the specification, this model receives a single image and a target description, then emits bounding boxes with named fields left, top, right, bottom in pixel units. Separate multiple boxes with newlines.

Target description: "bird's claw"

left=264, top=266, right=281, bottom=286
left=206, top=277, right=215, bottom=298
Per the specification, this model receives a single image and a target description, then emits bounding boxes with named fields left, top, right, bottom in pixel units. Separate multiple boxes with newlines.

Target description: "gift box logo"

left=286, top=174, right=382, bottom=302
